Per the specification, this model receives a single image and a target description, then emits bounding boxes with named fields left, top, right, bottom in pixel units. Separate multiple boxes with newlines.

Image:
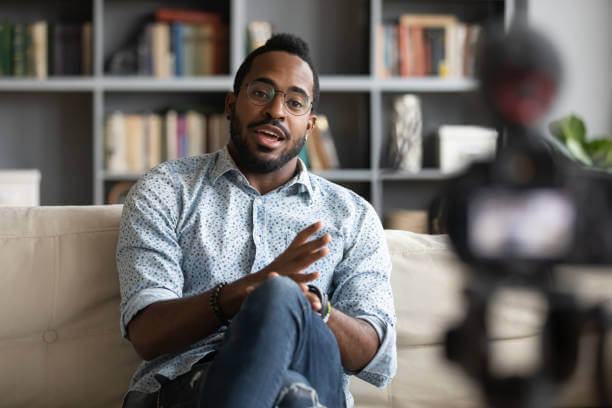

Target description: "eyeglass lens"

left=247, top=80, right=310, bottom=115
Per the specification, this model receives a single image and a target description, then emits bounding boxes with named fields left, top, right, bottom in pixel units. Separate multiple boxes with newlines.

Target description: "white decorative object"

left=438, top=125, right=498, bottom=174
left=0, top=169, right=41, bottom=206
left=388, top=94, right=422, bottom=172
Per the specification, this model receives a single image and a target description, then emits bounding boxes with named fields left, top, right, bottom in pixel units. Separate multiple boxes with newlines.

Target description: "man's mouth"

left=252, top=124, right=288, bottom=149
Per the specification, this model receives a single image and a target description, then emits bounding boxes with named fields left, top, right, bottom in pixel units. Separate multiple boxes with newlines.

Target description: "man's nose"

left=263, top=92, right=287, bottom=119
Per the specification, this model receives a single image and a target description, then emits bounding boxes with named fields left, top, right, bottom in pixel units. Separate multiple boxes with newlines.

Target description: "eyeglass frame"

left=244, top=79, right=313, bottom=116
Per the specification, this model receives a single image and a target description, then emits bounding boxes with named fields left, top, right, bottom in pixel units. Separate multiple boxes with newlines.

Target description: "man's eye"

left=253, top=90, right=270, bottom=99
left=287, top=99, right=304, bottom=109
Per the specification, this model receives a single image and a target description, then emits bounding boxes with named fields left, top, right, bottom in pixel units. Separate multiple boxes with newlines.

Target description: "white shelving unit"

left=0, top=0, right=510, bottom=216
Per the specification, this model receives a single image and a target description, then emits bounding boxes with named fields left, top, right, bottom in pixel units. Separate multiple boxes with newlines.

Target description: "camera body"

left=445, top=138, right=612, bottom=272
left=439, top=18, right=612, bottom=408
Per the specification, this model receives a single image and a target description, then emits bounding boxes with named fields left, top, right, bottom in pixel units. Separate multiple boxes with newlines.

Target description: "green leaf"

left=561, top=114, right=587, bottom=144
left=587, top=138, right=612, bottom=168
left=566, top=137, right=592, bottom=166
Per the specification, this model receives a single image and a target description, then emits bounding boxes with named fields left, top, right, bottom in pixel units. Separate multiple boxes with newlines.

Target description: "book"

left=316, top=115, right=340, bottom=169
left=176, top=113, right=187, bottom=157
left=0, top=22, right=11, bottom=76
left=28, top=21, right=47, bottom=79
left=195, top=23, right=215, bottom=75
left=305, top=131, right=324, bottom=171
left=156, top=8, right=227, bottom=75
left=81, top=22, right=92, bottom=75
left=126, top=114, right=145, bottom=172
left=145, top=113, right=163, bottom=169
left=186, top=110, right=206, bottom=156
left=207, top=113, right=229, bottom=152
left=170, top=23, right=184, bottom=76
left=165, top=110, right=178, bottom=160
left=182, top=24, right=199, bottom=76
left=152, top=22, right=171, bottom=78
left=105, top=112, right=128, bottom=173
left=49, top=23, right=82, bottom=76
left=398, top=14, right=459, bottom=78
left=12, top=24, right=27, bottom=77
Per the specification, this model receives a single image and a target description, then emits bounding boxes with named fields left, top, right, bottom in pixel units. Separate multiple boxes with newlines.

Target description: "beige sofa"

left=1, top=205, right=610, bottom=407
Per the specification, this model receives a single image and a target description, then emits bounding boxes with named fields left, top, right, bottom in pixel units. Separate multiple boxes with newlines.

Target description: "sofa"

left=1, top=205, right=610, bottom=407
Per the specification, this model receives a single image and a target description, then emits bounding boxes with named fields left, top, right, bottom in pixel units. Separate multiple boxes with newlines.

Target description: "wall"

left=529, top=0, right=612, bottom=138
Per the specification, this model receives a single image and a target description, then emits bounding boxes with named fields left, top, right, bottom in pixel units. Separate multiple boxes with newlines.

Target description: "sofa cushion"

left=351, top=229, right=612, bottom=407
left=0, top=206, right=140, bottom=408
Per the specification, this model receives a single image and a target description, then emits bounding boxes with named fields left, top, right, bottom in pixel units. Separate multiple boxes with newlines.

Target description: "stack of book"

left=0, top=21, right=92, bottom=77
left=302, top=114, right=341, bottom=171
left=136, top=8, right=228, bottom=77
left=104, top=110, right=229, bottom=174
left=377, top=14, right=481, bottom=78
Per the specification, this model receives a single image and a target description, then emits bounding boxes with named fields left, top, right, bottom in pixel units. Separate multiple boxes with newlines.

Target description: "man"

left=118, top=33, right=396, bottom=408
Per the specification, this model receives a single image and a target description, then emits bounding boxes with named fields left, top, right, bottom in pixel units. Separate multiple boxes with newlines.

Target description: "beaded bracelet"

left=210, top=282, right=230, bottom=326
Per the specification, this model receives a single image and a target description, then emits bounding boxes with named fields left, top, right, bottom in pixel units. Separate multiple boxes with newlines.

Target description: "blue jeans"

left=123, top=276, right=344, bottom=408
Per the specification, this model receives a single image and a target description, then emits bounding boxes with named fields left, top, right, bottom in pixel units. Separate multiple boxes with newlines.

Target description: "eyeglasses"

left=246, top=80, right=312, bottom=116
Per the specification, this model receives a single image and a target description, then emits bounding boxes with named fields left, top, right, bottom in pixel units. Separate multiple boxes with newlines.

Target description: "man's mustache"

left=247, top=118, right=291, bottom=140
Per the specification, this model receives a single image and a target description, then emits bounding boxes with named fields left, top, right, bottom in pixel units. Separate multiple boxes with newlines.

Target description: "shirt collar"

left=211, top=146, right=314, bottom=200
left=211, top=146, right=240, bottom=183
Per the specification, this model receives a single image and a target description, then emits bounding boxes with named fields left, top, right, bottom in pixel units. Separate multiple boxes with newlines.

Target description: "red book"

left=155, top=8, right=222, bottom=25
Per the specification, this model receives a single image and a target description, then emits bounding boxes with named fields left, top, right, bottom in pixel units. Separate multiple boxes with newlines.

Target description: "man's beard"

left=229, top=113, right=306, bottom=174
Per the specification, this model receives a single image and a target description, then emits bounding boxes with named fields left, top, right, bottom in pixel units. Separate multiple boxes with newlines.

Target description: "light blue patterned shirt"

left=117, top=147, right=397, bottom=407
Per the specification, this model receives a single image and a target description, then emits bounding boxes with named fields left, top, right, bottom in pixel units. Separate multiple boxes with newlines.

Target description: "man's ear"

left=306, top=114, right=317, bottom=134
left=225, top=92, right=236, bottom=119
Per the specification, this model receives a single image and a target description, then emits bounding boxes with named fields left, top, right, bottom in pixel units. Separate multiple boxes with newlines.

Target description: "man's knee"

left=244, top=275, right=308, bottom=314
left=274, top=371, right=325, bottom=408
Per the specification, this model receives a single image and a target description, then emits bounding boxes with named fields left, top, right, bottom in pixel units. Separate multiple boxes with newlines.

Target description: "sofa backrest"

left=0, top=206, right=139, bottom=408
left=1, top=206, right=610, bottom=407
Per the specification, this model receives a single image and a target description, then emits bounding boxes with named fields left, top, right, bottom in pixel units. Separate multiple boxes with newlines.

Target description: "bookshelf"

left=0, top=0, right=511, bottom=221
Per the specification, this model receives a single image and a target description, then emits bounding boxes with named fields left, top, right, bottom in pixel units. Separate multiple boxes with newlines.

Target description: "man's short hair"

left=233, top=33, right=320, bottom=112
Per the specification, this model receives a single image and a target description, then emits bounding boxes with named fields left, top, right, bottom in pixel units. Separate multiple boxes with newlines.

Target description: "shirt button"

left=254, top=198, right=262, bottom=205
left=254, top=235, right=260, bottom=244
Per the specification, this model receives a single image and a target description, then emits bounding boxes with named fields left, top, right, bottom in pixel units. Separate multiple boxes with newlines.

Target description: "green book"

left=12, top=23, right=28, bottom=76
left=298, top=144, right=310, bottom=169
left=0, top=22, right=11, bottom=76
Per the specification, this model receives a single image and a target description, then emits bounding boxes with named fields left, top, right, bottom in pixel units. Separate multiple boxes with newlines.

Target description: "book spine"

left=171, top=23, right=184, bottom=76
left=30, top=21, right=47, bottom=79
left=12, top=24, right=27, bottom=77
left=0, top=22, right=12, bottom=76
left=196, top=23, right=215, bottom=76
left=177, top=113, right=187, bottom=157
left=82, top=22, right=92, bottom=76
left=165, top=110, right=178, bottom=160
left=152, top=22, right=171, bottom=78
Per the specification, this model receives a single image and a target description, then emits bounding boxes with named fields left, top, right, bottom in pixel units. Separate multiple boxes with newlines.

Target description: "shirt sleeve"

left=330, top=200, right=397, bottom=387
left=116, top=163, right=185, bottom=338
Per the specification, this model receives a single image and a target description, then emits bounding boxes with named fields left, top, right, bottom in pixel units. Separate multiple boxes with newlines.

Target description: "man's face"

left=226, top=51, right=316, bottom=174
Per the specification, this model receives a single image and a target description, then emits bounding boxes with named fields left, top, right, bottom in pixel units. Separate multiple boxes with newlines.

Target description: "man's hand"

left=221, top=221, right=330, bottom=316
left=261, top=221, right=330, bottom=283
left=244, top=222, right=330, bottom=310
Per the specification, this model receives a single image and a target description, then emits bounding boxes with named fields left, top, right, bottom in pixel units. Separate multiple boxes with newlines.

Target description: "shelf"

left=311, top=169, right=372, bottom=182
left=0, top=76, right=477, bottom=93
left=319, top=76, right=373, bottom=92
left=102, top=76, right=234, bottom=92
left=380, top=169, right=453, bottom=181
left=0, top=78, right=96, bottom=92
left=376, top=77, right=479, bottom=92
left=104, top=169, right=374, bottom=183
